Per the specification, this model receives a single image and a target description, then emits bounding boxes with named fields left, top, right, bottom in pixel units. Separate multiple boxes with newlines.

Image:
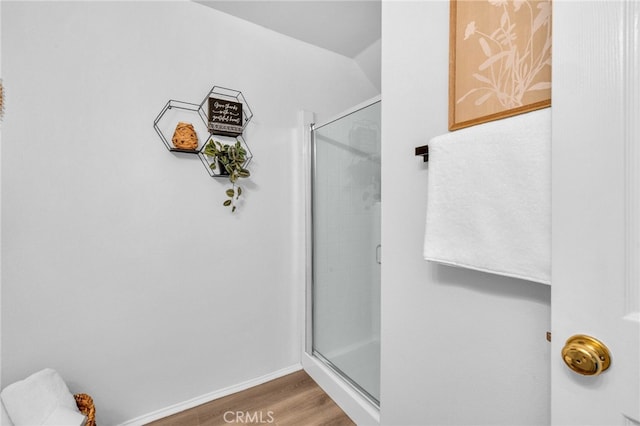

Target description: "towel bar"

left=415, top=145, right=429, bottom=162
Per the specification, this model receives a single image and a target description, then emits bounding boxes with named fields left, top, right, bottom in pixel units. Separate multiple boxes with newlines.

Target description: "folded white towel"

left=1, top=369, right=85, bottom=426
left=423, top=109, right=551, bottom=284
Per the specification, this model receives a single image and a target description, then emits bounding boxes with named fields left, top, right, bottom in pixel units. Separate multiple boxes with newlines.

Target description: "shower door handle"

left=376, top=244, right=382, bottom=264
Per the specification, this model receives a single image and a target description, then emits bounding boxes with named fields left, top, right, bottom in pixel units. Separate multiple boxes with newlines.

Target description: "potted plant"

left=202, top=139, right=251, bottom=212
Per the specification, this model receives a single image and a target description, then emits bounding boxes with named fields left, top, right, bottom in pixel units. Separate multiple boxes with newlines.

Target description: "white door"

left=552, top=1, right=640, bottom=425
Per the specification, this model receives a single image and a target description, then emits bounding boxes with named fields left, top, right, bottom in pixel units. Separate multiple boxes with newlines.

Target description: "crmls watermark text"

left=223, top=410, right=275, bottom=424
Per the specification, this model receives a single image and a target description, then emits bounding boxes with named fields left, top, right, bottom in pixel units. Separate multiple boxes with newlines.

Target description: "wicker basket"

left=74, top=393, right=96, bottom=426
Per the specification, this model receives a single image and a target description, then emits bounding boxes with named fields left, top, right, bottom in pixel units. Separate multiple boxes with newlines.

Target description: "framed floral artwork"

left=449, top=0, right=552, bottom=130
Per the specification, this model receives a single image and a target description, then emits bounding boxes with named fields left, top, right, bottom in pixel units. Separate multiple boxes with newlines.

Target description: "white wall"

left=355, top=39, right=381, bottom=93
left=380, top=2, right=551, bottom=425
left=0, top=1, right=377, bottom=424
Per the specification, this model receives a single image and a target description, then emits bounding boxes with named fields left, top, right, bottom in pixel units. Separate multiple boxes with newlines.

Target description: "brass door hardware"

left=561, top=334, right=611, bottom=376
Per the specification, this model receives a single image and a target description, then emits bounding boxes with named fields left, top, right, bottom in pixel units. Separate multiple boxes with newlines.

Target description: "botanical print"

left=450, top=0, right=551, bottom=130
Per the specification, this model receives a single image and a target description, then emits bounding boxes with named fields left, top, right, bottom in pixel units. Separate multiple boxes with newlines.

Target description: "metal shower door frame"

left=305, top=95, right=382, bottom=408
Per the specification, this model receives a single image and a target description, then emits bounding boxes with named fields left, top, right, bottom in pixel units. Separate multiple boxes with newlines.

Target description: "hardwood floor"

left=146, top=370, right=355, bottom=426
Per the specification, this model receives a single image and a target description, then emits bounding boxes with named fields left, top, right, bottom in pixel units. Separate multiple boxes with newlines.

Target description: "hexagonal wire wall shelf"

left=199, top=86, right=253, bottom=134
left=196, top=86, right=253, bottom=178
left=154, top=87, right=253, bottom=178
left=198, top=134, right=253, bottom=178
left=153, top=100, right=209, bottom=153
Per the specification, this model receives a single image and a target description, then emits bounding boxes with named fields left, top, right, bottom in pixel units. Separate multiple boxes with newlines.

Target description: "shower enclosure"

left=308, top=98, right=381, bottom=409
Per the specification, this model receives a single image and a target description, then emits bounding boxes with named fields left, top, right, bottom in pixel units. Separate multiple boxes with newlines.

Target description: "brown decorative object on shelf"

left=74, top=393, right=96, bottom=426
left=171, top=121, right=198, bottom=150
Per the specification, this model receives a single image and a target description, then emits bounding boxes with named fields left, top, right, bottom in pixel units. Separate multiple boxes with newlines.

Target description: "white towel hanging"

left=423, top=109, right=551, bottom=285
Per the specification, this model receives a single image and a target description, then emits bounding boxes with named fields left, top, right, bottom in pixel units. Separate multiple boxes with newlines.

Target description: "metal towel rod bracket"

left=415, top=145, right=429, bottom=162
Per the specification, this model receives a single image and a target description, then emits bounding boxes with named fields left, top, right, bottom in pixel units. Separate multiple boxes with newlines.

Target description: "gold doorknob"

left=561, top=334, right=611, bottom=376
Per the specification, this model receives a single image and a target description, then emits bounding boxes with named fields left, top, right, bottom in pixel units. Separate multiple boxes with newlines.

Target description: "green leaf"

left=223, top=200, right=232, bottom=207
left=226, top=189, right=235, bottom=197
left=203, top=143, right=217, bottom=155
left=232, top=206, right=236, bottom=213
left=209, top=162, right=217, bottom=170
left=237, top=187, right=243, bottom=196
left=238, top=169, right=250, bottom=178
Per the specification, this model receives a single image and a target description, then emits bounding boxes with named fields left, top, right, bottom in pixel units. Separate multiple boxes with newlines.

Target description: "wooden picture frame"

left=449, top=0, right=552, bottom=131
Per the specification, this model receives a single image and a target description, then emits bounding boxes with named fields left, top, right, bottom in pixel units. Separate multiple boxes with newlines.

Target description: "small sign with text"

left=208, top=97, right=244, bottom=136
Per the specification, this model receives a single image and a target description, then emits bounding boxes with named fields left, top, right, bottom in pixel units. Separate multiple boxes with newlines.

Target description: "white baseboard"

left=117, top=364, right=302, bottom=426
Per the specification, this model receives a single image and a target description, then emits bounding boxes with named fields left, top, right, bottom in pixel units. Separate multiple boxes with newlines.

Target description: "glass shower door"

left=311, top=100, right=381, bottom=405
